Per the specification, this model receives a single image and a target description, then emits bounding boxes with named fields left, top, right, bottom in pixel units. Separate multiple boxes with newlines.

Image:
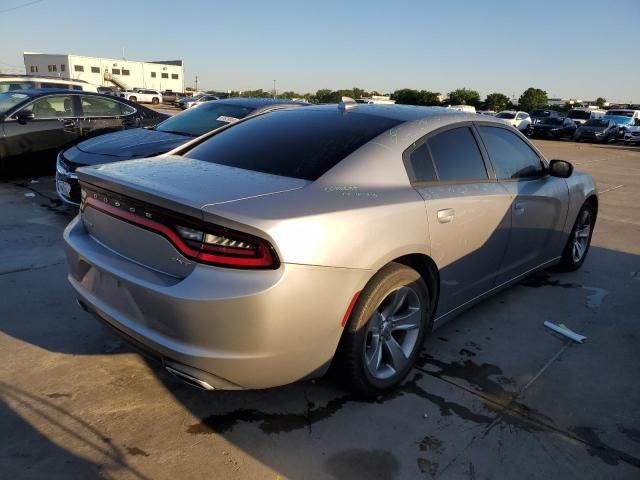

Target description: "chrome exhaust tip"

left=165, top=366, right=215, bottom=390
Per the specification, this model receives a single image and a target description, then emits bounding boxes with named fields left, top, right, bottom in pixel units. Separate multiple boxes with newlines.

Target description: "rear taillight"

left=81, top=187, right=279, bottom=269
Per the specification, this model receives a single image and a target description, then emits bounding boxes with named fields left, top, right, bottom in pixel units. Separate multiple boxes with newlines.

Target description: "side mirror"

left=549, top=159, right=574, bottom=178
left=16, top=110, right=35, bottom=123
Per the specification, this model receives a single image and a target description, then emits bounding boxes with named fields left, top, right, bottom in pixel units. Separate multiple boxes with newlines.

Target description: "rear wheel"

left=334, top=263, right=430, bottom=397
left=152, top=97, right=159, bottom=105
left=559, top=202, right=595, bottom=271
left=129, top=96, right=137, bottom=103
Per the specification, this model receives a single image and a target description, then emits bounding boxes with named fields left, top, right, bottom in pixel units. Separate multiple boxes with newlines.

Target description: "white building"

left=23, top=52, right=184, bottom=92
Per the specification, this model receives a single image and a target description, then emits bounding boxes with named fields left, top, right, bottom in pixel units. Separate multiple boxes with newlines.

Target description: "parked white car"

left=119, top=89, right=162, bottom=105
left=496, top=110, right=531, bottom=132
left=623, top=126, right=640, bottom=145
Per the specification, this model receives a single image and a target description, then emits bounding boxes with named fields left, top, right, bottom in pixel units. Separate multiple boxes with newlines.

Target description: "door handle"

left=513, top=201, right=525, bottom=215
left=62, top=119, right=77, bottom=130
left=437, top=208, right=454, bottom=224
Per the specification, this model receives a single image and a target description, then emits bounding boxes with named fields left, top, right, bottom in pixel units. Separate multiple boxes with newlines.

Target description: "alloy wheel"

left=363, top=286, right=422, bottom=380
left=572, top=209, right=592, bottom=263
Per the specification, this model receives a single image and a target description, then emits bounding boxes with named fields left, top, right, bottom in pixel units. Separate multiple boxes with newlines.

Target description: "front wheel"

left=559, top=202, right=595, bottom=271
left=129, top=96, right=137, bottom=103
left=152, top=97, right=159, bottom=105
left=334, top=263, right=430, bottom=397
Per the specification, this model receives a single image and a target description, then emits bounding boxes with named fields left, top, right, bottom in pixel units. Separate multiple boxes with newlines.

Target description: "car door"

left=78, top=95, right=138, bottom=138
left=3, top=94, right=81, bottom=158
left=475, top=124, right=568, bottom=284
left=407, top=124, right=512, bottom=317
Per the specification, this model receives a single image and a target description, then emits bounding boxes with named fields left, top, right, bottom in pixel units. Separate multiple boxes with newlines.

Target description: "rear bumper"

left=64, top=216, right=369, bottom=389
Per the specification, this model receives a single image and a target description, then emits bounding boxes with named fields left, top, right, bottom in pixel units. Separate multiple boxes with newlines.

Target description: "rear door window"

left=477, top=126, right=544, bottom=179
left=426, top=127, right=488, bottom=181
left=184, top=109, right=401, bottom=180
left=80, top=96, right=133, bottom=117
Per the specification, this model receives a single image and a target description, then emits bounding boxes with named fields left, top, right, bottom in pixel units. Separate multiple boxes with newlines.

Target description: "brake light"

left=81, top=188, right=278, bottom=269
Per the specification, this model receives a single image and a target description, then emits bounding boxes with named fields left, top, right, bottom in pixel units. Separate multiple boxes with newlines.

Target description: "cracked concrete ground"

left=0, top=140, right=639, bottom=479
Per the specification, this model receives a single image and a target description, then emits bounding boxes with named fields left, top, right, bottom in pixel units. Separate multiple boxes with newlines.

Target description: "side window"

left=408, top=143, right=436, bottom=182
left=22, top=95, right=76, bottom=119
left=41, top=82, right=72, bottom=90
left=81, top=96, right=130, bottom=116
left=91, top=66, right=100, bottom=73
left=426, top=127, right=487, bottom=181
left=477, top=126, right=544, bottom=179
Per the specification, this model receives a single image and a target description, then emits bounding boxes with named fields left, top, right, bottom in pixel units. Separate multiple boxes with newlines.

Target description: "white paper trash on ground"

left=544, top=321, right=587, bottom=343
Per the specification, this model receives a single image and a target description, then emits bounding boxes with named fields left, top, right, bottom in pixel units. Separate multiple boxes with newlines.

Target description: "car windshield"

left=531, top=109, right=552, bottom=118
left=496, top=112, right=515, bottom=119
left=184, top=108, right=402, bottom=181
left=567, top=110, right=591, bottom=120
left=0, top=92, right=31, bottom=115
left=584, top=119, right=608, bottom=127
left=607, top=110, right=634, bottom=117
left=540, top=118, right=563, bottom=125
left=155, top=102, right=256, bottom=137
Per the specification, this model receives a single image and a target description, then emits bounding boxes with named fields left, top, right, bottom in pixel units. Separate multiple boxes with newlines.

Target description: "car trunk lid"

left=76, top=156, right=309, bottom=276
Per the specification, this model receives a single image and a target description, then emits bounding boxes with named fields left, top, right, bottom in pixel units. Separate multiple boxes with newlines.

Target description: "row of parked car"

left=490, top=107, right=640, bottom=143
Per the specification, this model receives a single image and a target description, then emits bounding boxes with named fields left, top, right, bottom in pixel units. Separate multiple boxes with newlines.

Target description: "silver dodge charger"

left=64, top=101, right=597, bottom=396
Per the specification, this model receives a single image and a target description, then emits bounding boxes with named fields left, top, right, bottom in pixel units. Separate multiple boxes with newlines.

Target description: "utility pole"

left=195, top=76, right=199, bottom=92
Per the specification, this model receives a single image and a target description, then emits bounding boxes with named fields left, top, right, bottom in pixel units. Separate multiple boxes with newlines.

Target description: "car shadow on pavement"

left=0, top=382, right=150, bottom=480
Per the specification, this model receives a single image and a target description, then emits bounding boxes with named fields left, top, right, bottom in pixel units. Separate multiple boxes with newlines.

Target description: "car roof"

left=215, top=97, right=309, bottom=109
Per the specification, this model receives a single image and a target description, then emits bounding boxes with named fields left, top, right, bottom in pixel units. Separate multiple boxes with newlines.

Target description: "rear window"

left=567, top=110, right=590, bottom=120
left=156, top=103, right=255, bottom=137
left=184, top=109, right=402, bottom=180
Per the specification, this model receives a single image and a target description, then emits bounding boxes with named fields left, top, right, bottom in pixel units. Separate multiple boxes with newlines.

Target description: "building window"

left=74, top=65, right=84, bottom=72
left=61, top=64, right=66, bottom=72
left=171, top=73, right=179, bottom=80
left=91, top=66, right=100, bottom=73
left=112, top=68, right=121, bottom=75
left=30, top=66, right=38, bottom=73
left=122, top=69, right=130, bottom=76
left=48, top=65, right=57, bottom=72
left=151, top=72, right=156, bottom=78
left=161, top=73, right=168, bottom=79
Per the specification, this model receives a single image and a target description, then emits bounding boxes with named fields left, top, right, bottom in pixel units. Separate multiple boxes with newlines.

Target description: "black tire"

left=333, top=263, right=430, bottom=397
left=129, top=96, right=137, bottom=103
left=152, top=97, right=159, bottom=105
left=624, top=141, right=630, bottom=145
left=558, top=201, right=595, bottom=271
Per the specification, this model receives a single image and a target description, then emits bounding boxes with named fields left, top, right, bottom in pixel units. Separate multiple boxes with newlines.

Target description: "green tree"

left=595, top=97, right=607, bottom=109
left=419, top=90, right=442, bottom=106
left=518, top=87, right=548, bottom=111
left=315, top=89, right=335, bottom=103
left=484, top=92, right=509, bottom=112
left=447, top=88, right=481, bottom=107
left=391, top=89, right=422, bottom=105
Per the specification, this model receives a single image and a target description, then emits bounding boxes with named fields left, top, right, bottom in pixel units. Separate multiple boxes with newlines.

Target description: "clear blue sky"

left=1, top=0, right=638, bottom=101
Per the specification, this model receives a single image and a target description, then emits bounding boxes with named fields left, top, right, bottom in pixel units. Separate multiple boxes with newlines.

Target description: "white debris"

left=544, top=321, right=587, bottom=343
left=24, top=192, right=35, bottom=198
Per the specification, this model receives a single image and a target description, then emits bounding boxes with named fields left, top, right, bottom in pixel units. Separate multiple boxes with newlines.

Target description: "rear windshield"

left=496, top=112, right=515, bottom=119
left=607, top=110, right=633, bottom=117
left=184, top=109, right=402, bottom=180
left=584, top=119, right=608, bottom=127
left=155, top=102, right=255, bottom=137
left=531, top=109, right=552, bottom=118
left=567, top=110, right=590, bottom=120
left=540, top=118, right=563, bottom=125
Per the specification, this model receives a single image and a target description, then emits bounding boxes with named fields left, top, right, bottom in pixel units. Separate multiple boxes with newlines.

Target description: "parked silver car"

left=64, top=103, right=597, bottom=395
